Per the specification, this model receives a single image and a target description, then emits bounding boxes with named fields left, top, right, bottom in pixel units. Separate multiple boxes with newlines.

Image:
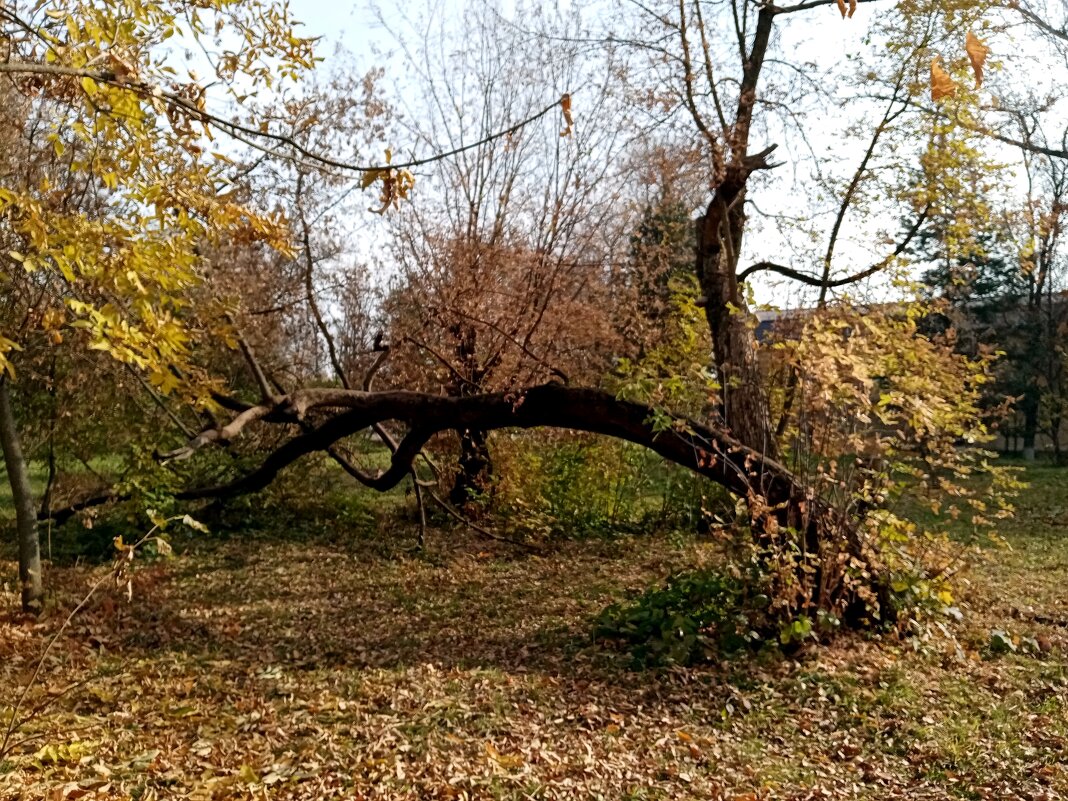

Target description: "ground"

left=1, top=465, right=1066, bottom=800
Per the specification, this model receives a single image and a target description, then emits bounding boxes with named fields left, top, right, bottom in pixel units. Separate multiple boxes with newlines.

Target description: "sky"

left=273, top=0, right=880, bottom=307
left=264, top=0, right=1041, bottom=309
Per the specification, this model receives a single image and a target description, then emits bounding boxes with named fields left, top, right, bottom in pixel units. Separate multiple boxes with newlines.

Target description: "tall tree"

left=378, top=1, right=628, bottom=505
left=608, top=0, right=974, bottom=454
left=0, top=0, right=316, bottom=611
left=0, top=377, right=41, bottom=613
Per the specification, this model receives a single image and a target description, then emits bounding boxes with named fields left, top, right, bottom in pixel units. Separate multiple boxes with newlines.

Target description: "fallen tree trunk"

left=162, top=384, right=805, bottom=506
left=49, top=383, right=883, bottom=622
left=175, top=384, right=866, bottom=561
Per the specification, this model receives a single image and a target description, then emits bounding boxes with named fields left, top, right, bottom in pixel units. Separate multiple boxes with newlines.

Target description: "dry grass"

left=0, top=466, right=1066, bottom=800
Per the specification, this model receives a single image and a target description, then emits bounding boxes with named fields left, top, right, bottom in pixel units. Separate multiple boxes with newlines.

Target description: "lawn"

left=0, top=465, right=1065, bottom=800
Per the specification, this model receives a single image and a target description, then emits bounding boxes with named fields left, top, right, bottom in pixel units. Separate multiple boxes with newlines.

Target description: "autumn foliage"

left=0, top=0, right=1062, bottom=656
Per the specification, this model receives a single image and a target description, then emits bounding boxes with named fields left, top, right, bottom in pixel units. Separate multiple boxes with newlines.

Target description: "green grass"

left=0, top=461, right=48, bottom=521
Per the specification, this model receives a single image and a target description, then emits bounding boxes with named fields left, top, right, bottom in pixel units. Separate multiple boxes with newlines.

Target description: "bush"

left=593, top=567, right=770, bottom=667
left=490, top=431, right=732, bottom=540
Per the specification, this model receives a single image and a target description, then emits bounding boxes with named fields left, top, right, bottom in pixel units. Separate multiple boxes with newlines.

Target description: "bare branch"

left=820, top=78, right=908, bottom=304
left=296, top=173, right=351, bottom=390
left=1011, top=0, right=1068, bottom=43
left=156, top=405, right=271, bottom=462
left=769, top=0, right=887, bottom=15
left=232, top=326, right=276, bottom=404
left=739, top=203, right=930, bottom=286
left=677, top=0, right=724, bottom=177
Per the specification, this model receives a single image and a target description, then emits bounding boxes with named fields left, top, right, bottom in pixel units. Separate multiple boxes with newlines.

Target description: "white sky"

left=271, top=0, right=1046, bottom=309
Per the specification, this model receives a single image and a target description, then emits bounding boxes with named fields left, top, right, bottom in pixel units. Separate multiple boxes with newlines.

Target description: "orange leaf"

left=835, top=0, right=847, bottom=17
left=930, top=57, right=957, bottom=102
left=966, top=31, right=990, bottom=88
left=559, top=93, right=573, bottom=137
left=848, top=0, right=857, bottom=17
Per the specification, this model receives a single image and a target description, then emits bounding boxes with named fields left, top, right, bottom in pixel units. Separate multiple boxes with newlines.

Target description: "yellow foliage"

left=0, top=0, right=316, bottom=399
left=780, top=297, right=1017, bottom=555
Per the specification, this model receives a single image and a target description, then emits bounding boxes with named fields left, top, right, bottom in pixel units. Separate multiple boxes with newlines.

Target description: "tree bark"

left=0, top=378, right=43, bottom=615
left=696, top=157, right=777, bottom=457
left=1021, top=385, right=1040, bottom=462
left=1051, top=416, right=1064, bottom=465
left=450, top=428, right=491, bottom=507
left=692, top=6, right=779, bottom=458
left=164, top=384, right=856, bottom=550
left=448, top=322, right=493, bottom=508
left=159, top=382, right=878, bottom=618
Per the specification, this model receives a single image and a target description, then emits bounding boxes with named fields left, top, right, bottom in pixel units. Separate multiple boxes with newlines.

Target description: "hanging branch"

left=0, top=59, right=571, bottom=177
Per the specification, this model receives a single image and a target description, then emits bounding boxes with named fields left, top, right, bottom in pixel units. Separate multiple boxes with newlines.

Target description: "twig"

left=425, top=487, right=543, bottom=553
left=226, top=317, right=275, bottom=404
left=0, top=516, right=180, bottom=759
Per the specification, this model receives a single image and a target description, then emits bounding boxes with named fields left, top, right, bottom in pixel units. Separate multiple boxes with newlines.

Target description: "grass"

left=0, top=464, right=1065, bottom=799
left=0, top=461, right=48, bottom=522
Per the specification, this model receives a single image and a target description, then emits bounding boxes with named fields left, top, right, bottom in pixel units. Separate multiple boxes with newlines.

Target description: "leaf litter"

left=0, top=512, right=1065, bottom=800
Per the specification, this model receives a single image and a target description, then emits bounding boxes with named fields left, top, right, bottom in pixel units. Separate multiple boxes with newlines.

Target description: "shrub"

left=488, top=431, right=732, bottom=540
left=593, top=567, right=770, bottom=667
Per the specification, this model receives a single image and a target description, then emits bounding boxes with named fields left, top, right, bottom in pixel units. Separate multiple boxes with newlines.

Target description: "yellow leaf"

left=360, top=168, right=385, bottom=190
left=966, top=31, right=990, bottom=88
left=182, top=514, right=209, bottom=533
left=930, top=57, right=956, bottom=102
left=237, top=764, right=259, bottom=784
left=485, top=742, right=523, bottom=769
left=80, top=76, right=98, bottom=96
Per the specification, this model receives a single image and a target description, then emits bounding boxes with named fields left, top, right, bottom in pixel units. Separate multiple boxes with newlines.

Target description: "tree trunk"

left=450, top=427, right=491, bottom=507
left=1021, top=386, right=1039, bottom=462
left=1051, top=416, right=1064, bottom=465
left=692, top=6, right=779, bottom=458
left=165, top=383, right=883, bottom=620
left=696, top=155, right=779, bottom=458
left=0, top=378, right=43, bottom=615
left=447, top=322, right=494, bottom=508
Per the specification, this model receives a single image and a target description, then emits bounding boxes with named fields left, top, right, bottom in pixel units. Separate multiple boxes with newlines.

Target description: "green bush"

left=491, top=432, right=732, bottom=540
left=593, top=568, right=769, bottom=667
